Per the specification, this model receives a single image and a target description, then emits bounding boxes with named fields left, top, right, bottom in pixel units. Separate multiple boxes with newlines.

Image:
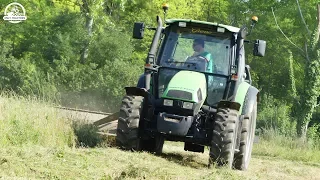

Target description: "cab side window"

left=244, top=65, right=252, bottom=84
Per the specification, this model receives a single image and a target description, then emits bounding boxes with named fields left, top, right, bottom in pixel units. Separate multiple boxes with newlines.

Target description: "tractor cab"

left=134, top=17, right=265, bottom=111
left=155, top=19, right=239, bottom=108
left=158, top=19, right=238, bottom=75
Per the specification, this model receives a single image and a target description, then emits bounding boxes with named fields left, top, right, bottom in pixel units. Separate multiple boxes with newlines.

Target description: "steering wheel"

left=185, top=56, right=208, bottom=71
left=186, top=55, right=208, bottom=62
left=166, top=58, right=197, bottom=68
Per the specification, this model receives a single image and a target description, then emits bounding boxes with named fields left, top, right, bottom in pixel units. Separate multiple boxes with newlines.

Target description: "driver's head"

left=193, top=39, right=205, bottom=52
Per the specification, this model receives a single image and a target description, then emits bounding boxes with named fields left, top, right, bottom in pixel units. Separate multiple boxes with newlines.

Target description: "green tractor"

left=115, top=5, right=266, bottom=170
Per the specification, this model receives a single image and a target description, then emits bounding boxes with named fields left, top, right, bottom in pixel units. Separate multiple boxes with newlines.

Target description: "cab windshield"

left=157, top=25, right=233, bottom=106
left=159, top=25, right=232, bottom=75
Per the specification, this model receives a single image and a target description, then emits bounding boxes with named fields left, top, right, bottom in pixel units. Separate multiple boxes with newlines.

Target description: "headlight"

left=183, top=102, right=193, bottom=109
left=164, top=99, right=173, bottom=106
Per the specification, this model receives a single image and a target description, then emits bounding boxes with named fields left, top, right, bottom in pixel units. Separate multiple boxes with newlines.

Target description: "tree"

left=272, top=2, right=320, bottom=138
left=297, top=4, right=320, bottom=138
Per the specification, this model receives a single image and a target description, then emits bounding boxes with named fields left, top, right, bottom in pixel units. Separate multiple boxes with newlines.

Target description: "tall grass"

left=254, top=93, right=320, bottom=165
left=0, top=91, right=75, bottom=148
left=253, top=128, right=320, bottom=165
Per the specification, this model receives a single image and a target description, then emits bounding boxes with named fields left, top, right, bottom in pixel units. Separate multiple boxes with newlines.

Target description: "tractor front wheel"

left=233, top=101, right=257, bottom=170
left=115, top=95, right=164, bottom=154
left=209, top=107, right=239, bottom=168
left=116, top=95, right=144, bottom=151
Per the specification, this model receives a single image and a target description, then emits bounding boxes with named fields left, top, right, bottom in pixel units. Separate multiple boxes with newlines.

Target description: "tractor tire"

left=116, top=95, right=144, bottom=151
left=209, top=107, right=239, bottom=169
left=115, top=95, right=164, bottom=153
left=143, top=135, right=165, bottom=155
left=155, top=136, right=165, bottom=154
left=233, top=101, right=257, bottom=170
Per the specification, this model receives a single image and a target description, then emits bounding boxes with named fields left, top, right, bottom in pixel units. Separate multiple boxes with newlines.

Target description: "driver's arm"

left=204, top=53, right=214, bottom=73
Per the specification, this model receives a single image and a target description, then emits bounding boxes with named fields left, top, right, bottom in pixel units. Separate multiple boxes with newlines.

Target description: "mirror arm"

left=247, top=16, right=258, bottom=36
left=146, top=27, right=157, bottom=30
left=247, top=23, right=256, bottom=36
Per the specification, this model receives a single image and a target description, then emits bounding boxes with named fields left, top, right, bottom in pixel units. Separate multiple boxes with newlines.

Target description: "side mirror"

left=133, top=22, right=145, bottom=39
left=253, top=39, right=266, bottom=57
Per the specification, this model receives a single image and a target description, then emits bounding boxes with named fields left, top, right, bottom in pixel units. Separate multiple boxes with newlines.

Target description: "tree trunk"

left=297, top=4, right=320, bottom=139
left=297, top=110, right=311, bottom=139
left=80, top=15, right=93, bottom=64
left=80, top=0, right=94, bottom=64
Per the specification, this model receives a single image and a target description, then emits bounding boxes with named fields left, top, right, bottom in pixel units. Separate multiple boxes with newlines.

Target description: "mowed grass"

left=0, top=94, right=320, bottom=179
left=0, top=145, right=239, bottom=180
left=1, top=142, right=320, bottom=180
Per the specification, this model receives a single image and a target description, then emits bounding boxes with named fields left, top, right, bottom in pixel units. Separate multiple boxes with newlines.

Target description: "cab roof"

left=165, top=19, right=240, bottom=33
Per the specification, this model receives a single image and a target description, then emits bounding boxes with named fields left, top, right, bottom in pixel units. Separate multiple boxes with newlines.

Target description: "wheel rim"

left=244, top=116, right=253, bottom=161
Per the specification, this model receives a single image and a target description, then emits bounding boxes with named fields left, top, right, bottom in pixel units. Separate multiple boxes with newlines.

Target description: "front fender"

left=242, top=86, right=259, bottom=115
left=125, top=87, right=149, bottom=98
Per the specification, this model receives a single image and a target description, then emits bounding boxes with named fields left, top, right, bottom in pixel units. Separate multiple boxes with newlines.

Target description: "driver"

left=189, top=39, right=213, bottom=73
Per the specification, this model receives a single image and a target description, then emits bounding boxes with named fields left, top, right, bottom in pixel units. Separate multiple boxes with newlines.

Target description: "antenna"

left=162, top=3, right=169, bottom=21
left=247, top=16, right=258, bottom=36
left=219, top=0, right=222, bottom=24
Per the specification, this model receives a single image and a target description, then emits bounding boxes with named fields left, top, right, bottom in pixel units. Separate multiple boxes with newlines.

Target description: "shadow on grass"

left=157, top=152, right=209, bottom=169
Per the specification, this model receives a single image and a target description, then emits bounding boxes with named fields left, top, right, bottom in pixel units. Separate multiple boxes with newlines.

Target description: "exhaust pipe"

left=147, top=15, right=163, bottom=64
left=145, top=16, right=163, bottom=90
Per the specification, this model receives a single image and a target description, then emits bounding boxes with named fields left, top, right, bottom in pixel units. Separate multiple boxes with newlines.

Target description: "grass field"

left=1, top=142, right=320, bottom=180
left=0, top=94, right=320, bottom=179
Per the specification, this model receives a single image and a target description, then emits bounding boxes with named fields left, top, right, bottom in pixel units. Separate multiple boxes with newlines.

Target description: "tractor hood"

left=161, top=70, right=207, bottom=109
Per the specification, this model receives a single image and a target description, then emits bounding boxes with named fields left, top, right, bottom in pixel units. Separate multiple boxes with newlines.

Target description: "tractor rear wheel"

left=116, top=95, right=144, bottom=151
left=209, top=107, right=239, bottom=169
left=233, top=101, right=257, bottom=170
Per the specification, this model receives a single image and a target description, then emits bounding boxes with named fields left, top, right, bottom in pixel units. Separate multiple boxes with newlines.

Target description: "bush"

left=0, top=8, right=143, bottom=112
left=54, top=59, right=143, bottom=112
left=307, top=123, right=320, bottom=149
left=257, top=93, right=296, bottom=137
left=256, top=93, right=320, bottom=149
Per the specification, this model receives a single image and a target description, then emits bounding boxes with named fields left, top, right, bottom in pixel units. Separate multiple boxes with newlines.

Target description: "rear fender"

left=125, top=87, right=149, bottom=98
left=242, top=86, right=259, bottom=115
left=125, top=86, right=152, bottom=111
left=217, top=100, right=241, bottom=112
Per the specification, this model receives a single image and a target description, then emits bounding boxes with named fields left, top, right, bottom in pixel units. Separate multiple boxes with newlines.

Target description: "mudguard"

left=241, top=86, right=259, bottom=115
left=125, top=87, right=152, bottom=115
left=124, top=86, right=154, bottom=139
left=125, top=87, right=149, bottom=98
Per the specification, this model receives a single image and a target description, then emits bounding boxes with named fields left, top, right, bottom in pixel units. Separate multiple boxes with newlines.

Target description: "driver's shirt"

left=195, top=52, right=215, bottom=90
left=194, top=51, right=213, bottom=73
